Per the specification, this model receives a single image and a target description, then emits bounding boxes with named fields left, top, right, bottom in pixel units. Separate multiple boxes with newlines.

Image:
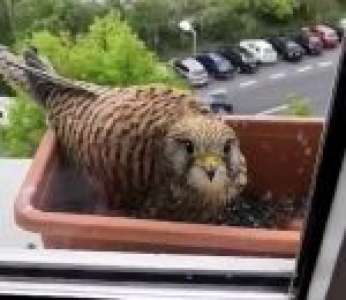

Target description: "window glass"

left=327, top=31, right=337, bottom=38
left=0, top=0, right=343, bottom=268
left=176, top=61, right=189, bottom=72
left=239, top=47, right=252, bottom=58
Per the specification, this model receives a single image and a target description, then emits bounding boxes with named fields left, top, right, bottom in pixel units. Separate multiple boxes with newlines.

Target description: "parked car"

left=195, top=52, right=236, bottom=79
left=294, top=29, right=323, bottom=55
left=218, top=46, right=258, bottom=74
left=207, top=89, right=233, bottom=114
left=324, top=22, right=344, bottom=42
left=239, top=39, right=278, bottom=64
left=267, top=36, right=305, bottom=62
left=172, top=57, right=208, bottom=87
left=310, top=25, right=339, bottom=48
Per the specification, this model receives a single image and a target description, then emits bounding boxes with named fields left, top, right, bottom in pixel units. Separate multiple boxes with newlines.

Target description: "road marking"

left=256, top=104, right=289, bottom=115
left=297, top=65, right=313, bottom=73
left=269, top=72, right=286, bottom=80
left=239, top=80, right=257, bottom=88
left=318, top=61, right=333, bottom=68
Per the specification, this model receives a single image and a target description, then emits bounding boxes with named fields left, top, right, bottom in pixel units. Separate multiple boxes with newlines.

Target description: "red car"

left=310, top=25, right=339, bottom=48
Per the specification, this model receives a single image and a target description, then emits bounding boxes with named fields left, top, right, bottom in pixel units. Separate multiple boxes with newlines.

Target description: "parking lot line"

left=297, top=65, right=313, bottom=73
left=256, top=104, right=289, bottom=115
left=269, top=72, right=286, bottom=80
left=318, top=61, right=333, bottom=68
left=239, top=80, right=257, bottom=88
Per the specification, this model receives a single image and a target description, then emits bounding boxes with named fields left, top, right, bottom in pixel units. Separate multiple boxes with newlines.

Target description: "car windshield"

left=182, top=59, right=204, bottom=72
left=208, top=53, right=225, bottom=63
left=287, top=41, right=299, bottom=48
left=310, top=36, right=321, bottom=43
left=238, top=47, right=252, bottom=58
left=326, top=31, right=337, bottom=37
left=209, top=53, right=231, bottom=68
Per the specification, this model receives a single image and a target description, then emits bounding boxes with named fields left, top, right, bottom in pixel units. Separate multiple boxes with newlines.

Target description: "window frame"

left=0, top=250, right=294, bottom=298
left=294, top=41, right=346, bottom=300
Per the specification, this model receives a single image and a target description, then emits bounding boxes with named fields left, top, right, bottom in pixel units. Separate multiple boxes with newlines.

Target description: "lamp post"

left=179, top=20, right=197, bottom=56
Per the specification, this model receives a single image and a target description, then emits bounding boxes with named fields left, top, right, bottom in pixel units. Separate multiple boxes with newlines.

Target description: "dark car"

left=267, top=36, right=304, bottom=62
left=294, top=30, right=323, bottom=55
left=195, top=52, right=236, bottom=79
left=207, top=89, right=234, bottom=114
left=218, top=46, right=258, bottom=74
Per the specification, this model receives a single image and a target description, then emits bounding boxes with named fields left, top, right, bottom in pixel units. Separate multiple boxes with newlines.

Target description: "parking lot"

left=194, top=47, right=341, bottom=116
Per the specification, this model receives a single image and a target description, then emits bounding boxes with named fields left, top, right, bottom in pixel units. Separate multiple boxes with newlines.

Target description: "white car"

left=172, top=57, right=209, bottom=87
left=239, top=39, right=278, bottom=64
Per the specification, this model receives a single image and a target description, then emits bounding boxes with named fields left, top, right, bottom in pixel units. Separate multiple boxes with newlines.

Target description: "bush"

left=253, top=0, right=298, bottom=22
left=1, top=92, right=46, bottom=157
left=29, top=12, right=183, bottom=87
left=286, top=94, right=312, bottom=116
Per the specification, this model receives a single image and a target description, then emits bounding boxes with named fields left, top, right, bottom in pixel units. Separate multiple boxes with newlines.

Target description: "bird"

left=0, top=46, right=247, bottom=223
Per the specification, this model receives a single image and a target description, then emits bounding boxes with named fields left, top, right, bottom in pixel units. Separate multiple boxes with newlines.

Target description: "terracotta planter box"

left=15, top=116, right=323, bottom=257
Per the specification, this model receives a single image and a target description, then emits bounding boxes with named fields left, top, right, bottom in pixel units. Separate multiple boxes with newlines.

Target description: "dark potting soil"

left=219, top=194, right=300, bottom=228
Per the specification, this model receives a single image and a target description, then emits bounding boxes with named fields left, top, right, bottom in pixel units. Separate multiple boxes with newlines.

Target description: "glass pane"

left=0, top=0, right=344, bottom=266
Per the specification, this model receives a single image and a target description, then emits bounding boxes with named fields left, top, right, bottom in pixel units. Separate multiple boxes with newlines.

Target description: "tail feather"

left=0, top=45, right=30, bottom=92
left=0, top=46, right=107, bottom=107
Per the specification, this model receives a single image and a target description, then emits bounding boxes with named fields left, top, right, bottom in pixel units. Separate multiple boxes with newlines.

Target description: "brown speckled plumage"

left=0, top=47, right=247, bottom=223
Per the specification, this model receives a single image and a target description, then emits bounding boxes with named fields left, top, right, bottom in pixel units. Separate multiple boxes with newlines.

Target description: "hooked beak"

left=195, top=153, right=223, bottom=182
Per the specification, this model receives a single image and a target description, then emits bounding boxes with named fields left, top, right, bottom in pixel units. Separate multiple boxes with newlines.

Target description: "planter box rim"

left=14, top=116, right=324, bottom=256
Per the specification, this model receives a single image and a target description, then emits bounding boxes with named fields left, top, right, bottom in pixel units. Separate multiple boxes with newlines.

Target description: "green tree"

left=11, top=0, right=110, bottom=40
left=127, top=0, right=181, bottom=52
left=1, top=92, right=46, bottom=157
left=298, top=0, right=344, bottom=22
left=253, top=0, right=298, bottom=21
left=0, top=0, right=15, bottom=45
left=29, top=12, right=182, bottom=87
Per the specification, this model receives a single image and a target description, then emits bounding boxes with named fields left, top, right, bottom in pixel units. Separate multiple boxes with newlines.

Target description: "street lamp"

left=179, top=20, right=197, bottom=57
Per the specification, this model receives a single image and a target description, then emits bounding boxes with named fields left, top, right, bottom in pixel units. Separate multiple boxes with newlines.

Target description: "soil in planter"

left=43, top=158, right=304, bottom=229
left=219, top=193, right=304, bottom=228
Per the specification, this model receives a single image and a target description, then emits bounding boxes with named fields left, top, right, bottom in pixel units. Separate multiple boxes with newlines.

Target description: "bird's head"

left=164, top=115, right=247, bottom=212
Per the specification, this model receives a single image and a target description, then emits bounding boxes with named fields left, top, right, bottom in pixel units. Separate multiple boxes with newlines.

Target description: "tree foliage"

left=11, top=0, right=112, bottom=39
left=0, top=0, right=15, bottom=46
left=253, top=0, right=298, bottom=21
left=298, top=0, right=345, bottom=22
left=29, top=12, right=182, bottom=87
left=1, top=92, right=46, bottom=157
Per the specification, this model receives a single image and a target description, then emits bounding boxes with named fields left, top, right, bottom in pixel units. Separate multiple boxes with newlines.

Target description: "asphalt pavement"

left=195, top=47, right=342, bottom=116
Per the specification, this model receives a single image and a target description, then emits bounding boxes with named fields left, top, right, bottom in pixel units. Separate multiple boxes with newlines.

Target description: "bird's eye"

left=224, top=139, right=232, bottom=154
left=184, top=141, right=194, bottom=154
left=177, top=139, right=194, bottom=154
